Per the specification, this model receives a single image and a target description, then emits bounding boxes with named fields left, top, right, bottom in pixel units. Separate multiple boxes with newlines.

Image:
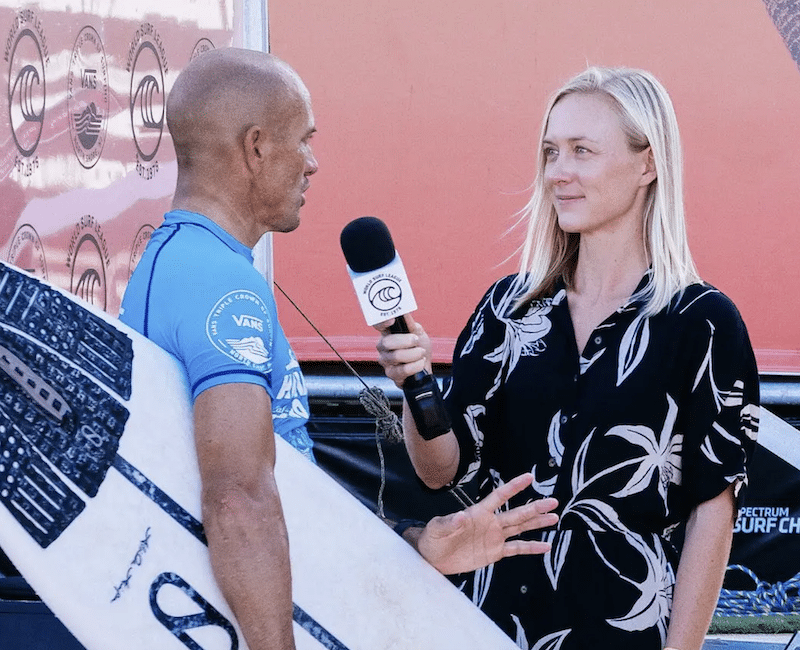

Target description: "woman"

left=377, top=67, right=759, bottom=650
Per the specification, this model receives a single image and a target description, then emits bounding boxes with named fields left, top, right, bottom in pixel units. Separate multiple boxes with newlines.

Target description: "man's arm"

left=664, top=484, right=736, bottom=650
left=194, top=382, right=296, bottom=650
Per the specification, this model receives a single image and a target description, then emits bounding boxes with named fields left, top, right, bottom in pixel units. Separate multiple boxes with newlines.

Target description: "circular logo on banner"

left=66, top=215, right=110, bottom=311
left=206, top=290, right=273, bottom=372
left=128, top=224, right=154, bottom=278
left=127, top=23, right=167, bottom=178
left=68, top=26, right=109, bottom=169
left=190, top=38, right=215, bottom=61
left=7, top=224, right=47, bottom=279
left=6, top=9, right=48, bottom=175
left=368, top=277, right=403, bottom=311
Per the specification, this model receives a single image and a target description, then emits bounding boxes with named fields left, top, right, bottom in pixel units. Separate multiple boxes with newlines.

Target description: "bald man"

left=121, top=48, right=315, bottom=648
left=121, top=48, right=557, bottom=649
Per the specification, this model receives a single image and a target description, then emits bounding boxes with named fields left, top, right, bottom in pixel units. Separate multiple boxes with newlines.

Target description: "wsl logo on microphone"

left=368, top=277, right=403, bottom=312
left=126, top=22, right=167, bottom=180
left=68, top=26, right=108, bottom=169
left=349, top=253, right=418, bottom=326
left=5, top=9, right=49, bottom=177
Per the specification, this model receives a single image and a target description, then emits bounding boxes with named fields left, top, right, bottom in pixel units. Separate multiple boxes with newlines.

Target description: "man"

left=121, top=48, right=557, bottom=650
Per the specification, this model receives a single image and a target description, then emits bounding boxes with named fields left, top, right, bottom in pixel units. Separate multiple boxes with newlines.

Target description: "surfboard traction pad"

left=0, top=263, right=133, bottom=548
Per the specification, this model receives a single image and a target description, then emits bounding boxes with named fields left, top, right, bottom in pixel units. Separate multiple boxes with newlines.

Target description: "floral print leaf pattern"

left=468, top=470, right=503, bottom=606
left=601, top=532, right=675, bottom=643
left=531, top=468, right=556, bottom=497
left=741, top=404, right=760, bottom=441
left=568, top=499, right=627, bottom=533
left=459, top=403, right=486, bottom=483
left=470, top=561, right=494, bottom=609
left=532, top=411, right=563, bottom=496
left=606, top=394, right=682, bottom=512
left=691, top=319, right=734, bottom=412
left=617, top=313, right=650, bottom=386
left=461, top=303, right=486, bottom=357
left=719, top=380, right=745, bottom=408
left=713, top=420, right=740, bottom=445
left=548, top=410, right=565, bottom=466
left=580, top=347, right=605, bottom=374
left=511, top=614, right=528, bottom=649
left=701, top=434, right=722, bottom=465
left=530, top=629, right=571, bottom=650
left=570, top=428, right=595, bottom=495
left=483, top=286, right=563, bottom=399
left=544, top=529, right=571, bottom=590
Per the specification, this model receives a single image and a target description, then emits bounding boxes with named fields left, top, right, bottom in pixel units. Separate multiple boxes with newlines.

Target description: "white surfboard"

left=0, top=260, right=519, bottom=650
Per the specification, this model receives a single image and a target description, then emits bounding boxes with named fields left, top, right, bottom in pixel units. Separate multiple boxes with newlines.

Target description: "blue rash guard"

left=120, top=210, right=315, bottom=462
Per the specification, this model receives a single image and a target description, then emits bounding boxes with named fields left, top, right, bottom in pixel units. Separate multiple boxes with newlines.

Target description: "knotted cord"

left=274, top=282, right=402, bottom=518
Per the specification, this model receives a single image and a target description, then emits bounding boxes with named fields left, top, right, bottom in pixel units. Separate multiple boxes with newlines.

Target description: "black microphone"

left=340, top=216, right=451, bottom=440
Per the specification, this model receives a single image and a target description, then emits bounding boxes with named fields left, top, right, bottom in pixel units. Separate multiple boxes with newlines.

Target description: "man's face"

left=256, top=86, right=318, bottom=234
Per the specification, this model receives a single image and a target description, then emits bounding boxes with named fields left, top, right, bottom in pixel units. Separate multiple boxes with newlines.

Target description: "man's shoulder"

left=151, top=224, right=264, bottom=290
left=122, top=221, right=273, bottom=336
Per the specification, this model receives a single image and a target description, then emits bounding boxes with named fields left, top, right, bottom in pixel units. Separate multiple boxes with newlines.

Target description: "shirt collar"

left=163, top=210, right=254, bottom=263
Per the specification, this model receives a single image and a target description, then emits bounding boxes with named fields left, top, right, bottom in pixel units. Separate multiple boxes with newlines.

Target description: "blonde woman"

left=377, top=67, right=759, bottom=650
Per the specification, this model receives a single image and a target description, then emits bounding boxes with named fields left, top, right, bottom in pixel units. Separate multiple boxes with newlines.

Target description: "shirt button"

left=593, top=335, right=602, bottom=345
left=548, top=457, right=557, bottom=468
left=559, top=415, right=568, bottom=424
left=520, top=585, right=528, bottom=594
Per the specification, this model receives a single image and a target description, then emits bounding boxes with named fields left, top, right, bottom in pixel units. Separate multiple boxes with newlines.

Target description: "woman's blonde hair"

left=512, top=66, right=700, bottom=316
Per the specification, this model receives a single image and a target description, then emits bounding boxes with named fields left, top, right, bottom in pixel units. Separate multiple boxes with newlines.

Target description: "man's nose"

left=306, top=151, right=318, bottom=176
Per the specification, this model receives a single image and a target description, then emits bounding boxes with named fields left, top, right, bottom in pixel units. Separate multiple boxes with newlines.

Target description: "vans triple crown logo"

left=206, top=290, right=273, bottom=372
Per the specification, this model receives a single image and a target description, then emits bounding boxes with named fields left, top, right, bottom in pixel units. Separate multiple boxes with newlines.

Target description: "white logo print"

left=226, top=336, right=269, bottom=365
left=232, top=314, right=264, bottom=331
left=206, top=290, right=272, bottom=371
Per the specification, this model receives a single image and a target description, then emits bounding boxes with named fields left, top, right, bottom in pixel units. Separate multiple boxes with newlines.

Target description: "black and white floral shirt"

left=443, top=274, right=759, bottom=650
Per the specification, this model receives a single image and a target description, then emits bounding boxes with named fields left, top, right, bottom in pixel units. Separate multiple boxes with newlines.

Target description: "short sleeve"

left=677, top=289, right=760, bottom=512
left=147, top=252, right=273, bottom=400
left=444, top=277, right=518, bottom=487
left=175, top=286, right=275, bottom=399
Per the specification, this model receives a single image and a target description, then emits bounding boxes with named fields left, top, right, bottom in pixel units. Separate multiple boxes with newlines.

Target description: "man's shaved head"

left=167, top=48, right=309, bottom=170
left=165, top=48, right=317, bottom=245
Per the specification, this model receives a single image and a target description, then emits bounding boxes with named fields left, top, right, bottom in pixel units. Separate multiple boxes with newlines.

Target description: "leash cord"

left=274, top=282, right=402, bottom=519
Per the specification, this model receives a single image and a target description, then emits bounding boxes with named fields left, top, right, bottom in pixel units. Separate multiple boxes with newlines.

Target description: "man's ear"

left=243, top=124, right=268, bottom=174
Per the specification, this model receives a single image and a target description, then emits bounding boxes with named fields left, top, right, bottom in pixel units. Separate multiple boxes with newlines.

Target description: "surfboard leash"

left=273, top=282, right=402, bottom=520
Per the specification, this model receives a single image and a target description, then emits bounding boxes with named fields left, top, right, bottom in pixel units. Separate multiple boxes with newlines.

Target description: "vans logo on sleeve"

left=206, top=290, right=273, bottom=371
left=232, top=314, right=263, bottom=331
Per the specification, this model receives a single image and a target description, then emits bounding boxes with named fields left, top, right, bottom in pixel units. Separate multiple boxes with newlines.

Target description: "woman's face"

left=542, top=92, right=655, bottom=238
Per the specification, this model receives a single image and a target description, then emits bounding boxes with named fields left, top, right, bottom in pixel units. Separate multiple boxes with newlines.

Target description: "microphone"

left=339, top=216, right=417, bottom=333
left=340, top=216, right=451, bottom=440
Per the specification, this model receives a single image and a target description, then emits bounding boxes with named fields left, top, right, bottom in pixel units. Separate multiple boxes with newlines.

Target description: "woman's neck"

left=570, top=229, right=648, bottom=305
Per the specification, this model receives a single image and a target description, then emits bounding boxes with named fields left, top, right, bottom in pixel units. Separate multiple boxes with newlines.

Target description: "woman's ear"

left=641, top=147, right=657, bottom=186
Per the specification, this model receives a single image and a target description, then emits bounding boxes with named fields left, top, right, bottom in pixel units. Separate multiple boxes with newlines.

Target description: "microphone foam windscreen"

left=340, top=216, right=396, bottom=273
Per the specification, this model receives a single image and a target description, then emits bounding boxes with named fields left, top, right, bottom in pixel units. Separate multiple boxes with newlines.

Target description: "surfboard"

left=0, top=260, right=519, bottom=650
